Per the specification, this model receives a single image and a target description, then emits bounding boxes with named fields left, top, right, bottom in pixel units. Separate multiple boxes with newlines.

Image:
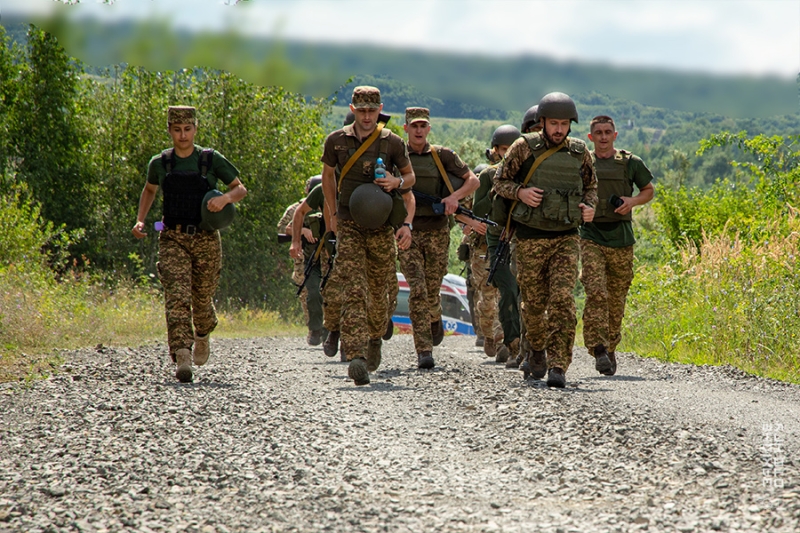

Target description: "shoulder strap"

left=503, top=140, right=566, bottom=234
left=199, top=148, right=214, bottom=178
left=429, top=146, right=455, bottom=195
left=161, top=148, right=175, bottom=174
left=337, top=123, right=386, bottom=193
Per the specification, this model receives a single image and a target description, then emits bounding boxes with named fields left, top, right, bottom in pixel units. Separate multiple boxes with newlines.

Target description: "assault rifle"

left=277, top=233, right=292, bottom=243
left=320, top=237, right=337, bottom=290
left=411, top=190, right=498, bottom=227
left=487, top=226, right=514, bottom=285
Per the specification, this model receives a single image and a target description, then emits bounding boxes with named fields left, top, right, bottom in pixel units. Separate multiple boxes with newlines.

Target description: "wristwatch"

left=398, top=176, right=405, bottom=189
left=403, top=222, right=413, bottom=231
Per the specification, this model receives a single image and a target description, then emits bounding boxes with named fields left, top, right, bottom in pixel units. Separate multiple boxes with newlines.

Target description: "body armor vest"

left=593, top=150, right=633, bottom=223
left=337, top=131, right=390, bottom=220
left=510, top=134, right=585, bottom=231
left=409, top=147, right=445, bottom=217
left=161, top=148, right=213, bottom=228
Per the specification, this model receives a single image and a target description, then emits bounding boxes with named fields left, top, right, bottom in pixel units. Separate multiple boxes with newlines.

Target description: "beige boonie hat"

left=405, top=107, right=430, bottom=125
left=351, top=86, right=381, bottom=109
left=167, top=106, right=197, bottom=125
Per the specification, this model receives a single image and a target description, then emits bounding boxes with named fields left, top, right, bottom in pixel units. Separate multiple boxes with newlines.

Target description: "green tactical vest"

left=510, top=134, right=585, bottom=231
left=409, top=147, right=445, bottom=217
left=337, top=129, right=390, bottom=220
left=592, top=150, right=633, bottom=223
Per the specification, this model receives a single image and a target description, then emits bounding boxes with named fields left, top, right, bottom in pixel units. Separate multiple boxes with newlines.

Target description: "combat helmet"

left=349, top=183, right=392, bottom=229
left=491, top=124, right=522, bottom=148
left=343, top=111, right=355, bottom=126
left=199, top=189, right=236, bottom=231
left=473, top=163, right=489, bottom=176
left=306, top=174, right=322, bottom=194
left=537, top=92, right=579, bottom=123
left=521, top=105, right=540, bottom=132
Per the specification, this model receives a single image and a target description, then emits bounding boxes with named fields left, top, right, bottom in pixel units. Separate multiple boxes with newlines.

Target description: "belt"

left=164, top=224, right=212, bottom=235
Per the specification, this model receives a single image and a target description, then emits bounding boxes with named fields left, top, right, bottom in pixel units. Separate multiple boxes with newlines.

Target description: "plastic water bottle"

left=374, top=157, right=386, bottom=180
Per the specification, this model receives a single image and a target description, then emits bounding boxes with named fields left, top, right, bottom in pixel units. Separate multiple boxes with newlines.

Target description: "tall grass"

left=622, top=215, right=800, bottom=382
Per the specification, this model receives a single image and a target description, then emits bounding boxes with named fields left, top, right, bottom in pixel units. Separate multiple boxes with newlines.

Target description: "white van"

left=392, top=272, right=475, bottom=336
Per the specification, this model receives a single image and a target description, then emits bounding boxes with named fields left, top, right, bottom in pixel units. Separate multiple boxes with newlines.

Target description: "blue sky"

left=3, top=0, right=799, bottom=78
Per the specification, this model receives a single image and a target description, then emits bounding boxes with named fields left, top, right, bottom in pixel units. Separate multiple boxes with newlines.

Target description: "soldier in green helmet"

left=132, top=105, right=247, bottom=383
left=399, top=107, right=479, bottom=369
left=321, top=86, right=416, bottom=386
left=493, top=92, right=597, bottom=388
left=580, top=115, right=654, bottom=376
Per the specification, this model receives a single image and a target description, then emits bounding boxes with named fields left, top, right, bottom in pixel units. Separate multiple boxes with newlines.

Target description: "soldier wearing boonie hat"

left=399, top=106, right=480, bottom=370
left=319, top=85, right=416, bottom=386
left=132, top=105, right=248, bottom=384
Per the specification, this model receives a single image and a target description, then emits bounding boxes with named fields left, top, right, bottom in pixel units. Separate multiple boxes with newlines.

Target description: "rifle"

left=320, top=237, right=337, bottom=290
left=487, top=226, right=514, bottom=285
left=411, top=190, right=498, bottom=227
left=296, top=232, right=329, bottom=297
left=277, top=233, right=292, bottom=243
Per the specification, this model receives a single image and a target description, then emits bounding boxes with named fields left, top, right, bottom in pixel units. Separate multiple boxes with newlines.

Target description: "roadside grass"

left=621, top=226, right=800, bottom=384
left=0, top=268, right=303, bottom=384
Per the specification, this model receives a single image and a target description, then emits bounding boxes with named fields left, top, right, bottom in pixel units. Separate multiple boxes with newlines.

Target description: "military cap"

left=405, top=107, right=430, bottom=125
left=351, top=86, right=381, bottom=109
left=167, top=106, right=197, bottom=125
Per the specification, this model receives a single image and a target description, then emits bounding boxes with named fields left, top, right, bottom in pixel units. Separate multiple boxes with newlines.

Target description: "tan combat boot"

left=193, top=333, right=210, bottom=366
left=175, top=348, right=193, bottom=383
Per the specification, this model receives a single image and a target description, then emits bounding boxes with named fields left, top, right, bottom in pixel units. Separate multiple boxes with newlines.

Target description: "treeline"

left=0, top=25, right=329, bottom=311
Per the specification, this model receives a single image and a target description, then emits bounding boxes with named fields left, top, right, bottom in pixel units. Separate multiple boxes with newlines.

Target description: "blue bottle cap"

left=154, top=221, right=165, bottom=231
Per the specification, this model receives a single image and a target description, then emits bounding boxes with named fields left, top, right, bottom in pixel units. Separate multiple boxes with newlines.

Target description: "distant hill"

left=2, top=14, right=797, bottom=120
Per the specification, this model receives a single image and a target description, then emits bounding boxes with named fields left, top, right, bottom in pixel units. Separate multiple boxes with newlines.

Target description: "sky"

left=2, top=0, right=799, bottom=79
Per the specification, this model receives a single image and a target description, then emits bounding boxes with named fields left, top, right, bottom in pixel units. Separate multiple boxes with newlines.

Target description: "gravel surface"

left=2, top=334, right=799, bottom=532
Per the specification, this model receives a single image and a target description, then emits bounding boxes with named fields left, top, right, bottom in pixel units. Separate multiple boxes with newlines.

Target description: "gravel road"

left=2, top=334, right=799, bottom=532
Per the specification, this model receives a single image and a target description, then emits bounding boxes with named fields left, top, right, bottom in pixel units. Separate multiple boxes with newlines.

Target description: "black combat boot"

left=594, top=344, right=613, bottom=375
left=546, top=367, right=566, bottom=388
left=323, top=330, right=340, bottom=357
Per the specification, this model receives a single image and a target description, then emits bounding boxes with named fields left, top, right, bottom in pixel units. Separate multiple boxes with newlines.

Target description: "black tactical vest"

left=161, top=148, right=214, bottom=228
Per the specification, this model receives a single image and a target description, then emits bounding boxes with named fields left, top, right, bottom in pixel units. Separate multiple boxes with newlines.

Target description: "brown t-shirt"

left=320, top=124, right=410, bottom=220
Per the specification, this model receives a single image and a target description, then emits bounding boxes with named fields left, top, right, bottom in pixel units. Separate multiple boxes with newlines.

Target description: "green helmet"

left=537, top=92, right=578, bottom=123
left=473, top=163, right=489, bottom=175
left=199, top=189, right=236, bottom=231
left=349, top=183, right=392, bottom=229
left=521, top=105, right=540, bottom=132
left=305, top=174, right=322, bottom=194
left=491, top=124, right=522, bottom=148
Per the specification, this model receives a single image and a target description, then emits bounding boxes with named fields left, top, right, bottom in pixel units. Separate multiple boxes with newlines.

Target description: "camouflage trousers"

left=321, top=251, right=344, bottom=333
left=580, top=240, right=635, bottom=353
left=398, top=226, right=450, bottom=353
left=516, top=234, right=580, bottom=372
left=337, top=220, right=397, bottom=360
left=291, top=255, right=323, bottom=332
left=487, top=242, right=520, bottom=345
left=157, top=229, right=221, bottom=359
left=470, top=241, right=502, bottom=342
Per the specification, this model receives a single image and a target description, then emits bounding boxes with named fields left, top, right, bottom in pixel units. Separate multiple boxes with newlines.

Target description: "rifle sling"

left=429, top=147, right=456, bottom=195
left=337, top=123, right=386, bottom=193
left=503, top=141, right=566, bottom=234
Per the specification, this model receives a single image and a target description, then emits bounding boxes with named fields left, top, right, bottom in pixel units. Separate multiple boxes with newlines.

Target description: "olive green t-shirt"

left=305, top=183, right=325, bottom=212
left=579, top=153, right=653, bottom=248
left=147, top=145, right=240, bottom=189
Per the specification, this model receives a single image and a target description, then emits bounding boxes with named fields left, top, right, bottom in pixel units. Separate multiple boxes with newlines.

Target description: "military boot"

left=495, top=343, right=510, bottom=363
left=594, top=344, right=613, bottom=375
left=307, top=328, right=325, bottom=346
left=607, top=351, right=617, bottom=376
left=525, top=349, right=547, bottom=380
left=175, top=348, right=193, bottom=383
left=347, top=357, right=370, bottom=386
left=475, top=334, right=485, bottom=347
left=546, top=367, right=566, bottom=388
left=483, top=337, right=496, bottom=358
left=417, top=350, right=435, bottom=370
left=193, top=333, right=210, bottom=366
left=383, top=318, right=394, bottom=341
left=504, top=338, right=522, bottom=368
left=323, top=330, right=340, bottom=357
left=366, top=338, right=382, bottom=372
left=431, top=319, right=444, bottom=346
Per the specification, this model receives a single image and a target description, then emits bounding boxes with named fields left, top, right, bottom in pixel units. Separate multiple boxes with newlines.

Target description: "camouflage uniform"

left=580, top=149, right=653, bottom=354
left=399, top=107, right=470, bottom=354
left=493, top=131, right=597, bottom=374
left=146, top=106, right=241, bottom=361
left=469, top=231, right=502, bottom=346
left=320, top=87, right=410, bottom=361
left=277, top=201, right=313, bottom=327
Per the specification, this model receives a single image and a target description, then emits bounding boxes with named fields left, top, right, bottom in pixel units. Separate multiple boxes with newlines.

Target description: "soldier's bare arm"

left=132, top=182, right=159, bottom=239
